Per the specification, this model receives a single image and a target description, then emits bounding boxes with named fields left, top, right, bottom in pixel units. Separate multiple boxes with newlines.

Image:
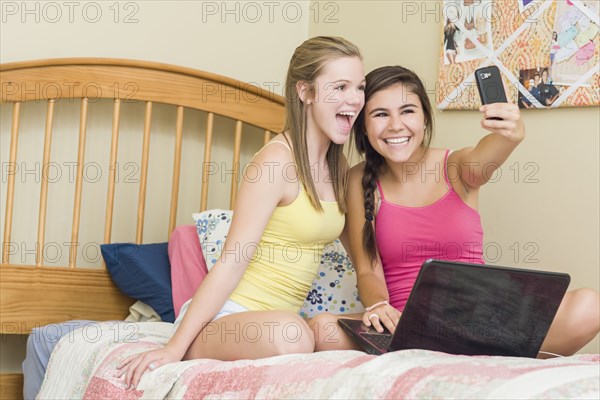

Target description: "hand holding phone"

left=475, top=66, right=507, bottom=120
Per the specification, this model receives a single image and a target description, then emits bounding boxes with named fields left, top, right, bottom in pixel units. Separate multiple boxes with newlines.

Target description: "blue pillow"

left=101, top=242, right=175, bottom=322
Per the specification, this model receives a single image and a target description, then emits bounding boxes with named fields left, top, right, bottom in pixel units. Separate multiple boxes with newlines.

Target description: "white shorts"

left=173, top=298, right=248, bottom=331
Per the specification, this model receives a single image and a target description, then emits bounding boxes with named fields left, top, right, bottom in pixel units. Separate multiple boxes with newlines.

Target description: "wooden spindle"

left=68, top=98, right=89, bottom=268
left=36, top=100, right=56, bottom=266
left=136, top=101, right=152, bottom=244
left=263, top=130, right=271, bottom=145
left=103, top=99, right=121, bottom=246
left=200, top=113, right=214, bottom=212
left=2, top=102, right=21, bottom=264
left=229, top=120, right=243, bottom=208
left=168, top=106, right=184, bottom=238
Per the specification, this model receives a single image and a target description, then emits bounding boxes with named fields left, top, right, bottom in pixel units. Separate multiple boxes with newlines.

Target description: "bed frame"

left=0, top=58, right=285, bottom=398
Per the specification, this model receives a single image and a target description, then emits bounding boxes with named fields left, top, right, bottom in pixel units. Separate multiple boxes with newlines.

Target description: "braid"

left=362, top=144, right=384, bottom=264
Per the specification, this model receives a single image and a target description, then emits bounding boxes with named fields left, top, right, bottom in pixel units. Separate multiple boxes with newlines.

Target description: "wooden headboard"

left=0, top=58, right=285, bottom=398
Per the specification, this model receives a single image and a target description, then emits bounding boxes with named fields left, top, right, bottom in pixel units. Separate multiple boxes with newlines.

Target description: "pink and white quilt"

left=39, top=322, right=599, bottom=399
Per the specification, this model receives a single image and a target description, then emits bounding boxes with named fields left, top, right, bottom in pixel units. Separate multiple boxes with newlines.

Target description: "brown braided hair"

left=353, top=66, right=435, bottom=264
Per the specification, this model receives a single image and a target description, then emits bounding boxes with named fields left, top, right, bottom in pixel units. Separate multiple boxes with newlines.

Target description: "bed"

left=1, top=59, right=598, bottom=400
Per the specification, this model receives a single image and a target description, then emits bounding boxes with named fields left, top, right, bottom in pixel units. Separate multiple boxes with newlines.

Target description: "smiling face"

left=304, top=56, right=366, bottom=145
left=541, top=69, right=549, bottom=83
left=363, top=83, right=427, bottom=164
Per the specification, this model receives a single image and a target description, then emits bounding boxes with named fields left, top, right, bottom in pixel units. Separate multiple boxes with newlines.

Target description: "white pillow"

left=192, top=210, right=364, bottom=317
left=192, top=209, right=232, bottom=271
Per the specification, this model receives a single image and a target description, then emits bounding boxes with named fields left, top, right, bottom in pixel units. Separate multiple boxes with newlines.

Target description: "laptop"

left=338, top=259, right=570, bottom=357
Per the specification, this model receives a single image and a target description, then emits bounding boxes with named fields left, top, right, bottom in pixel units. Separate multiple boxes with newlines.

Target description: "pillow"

left=169, top=225, right=209, bottom=318
left=299, top=239, right=364, bottom=318
left=192, top=210, right=364, bottom=318
left=101, top=242, right=175, bottom=322
left=192, top=209, right=233, bottom=270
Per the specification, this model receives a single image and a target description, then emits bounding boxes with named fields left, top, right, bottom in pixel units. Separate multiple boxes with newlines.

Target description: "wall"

left=309, top=0, right=599, bottom=353
left=1, top=0, right=308, bottom=85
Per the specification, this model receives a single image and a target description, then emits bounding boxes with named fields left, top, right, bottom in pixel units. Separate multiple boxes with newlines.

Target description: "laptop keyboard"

left=361, top=332, right=393, bottom=349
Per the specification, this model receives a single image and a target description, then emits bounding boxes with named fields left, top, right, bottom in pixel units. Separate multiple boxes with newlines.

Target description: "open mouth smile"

left=336, top=111, right=356, bottom=131
left=383, top=137, right=410, bottom=146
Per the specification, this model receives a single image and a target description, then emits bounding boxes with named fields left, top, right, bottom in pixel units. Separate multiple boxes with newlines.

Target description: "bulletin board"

left=437, top=0, right=599, bottom=110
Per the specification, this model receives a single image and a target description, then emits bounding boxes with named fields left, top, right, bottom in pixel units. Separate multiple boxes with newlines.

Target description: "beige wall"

left=1, top=0, right=308, bottom=86
left=309, top=0, right=599, bottom=353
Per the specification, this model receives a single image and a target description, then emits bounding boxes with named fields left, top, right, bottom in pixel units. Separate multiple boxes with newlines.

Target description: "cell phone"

left=475, top=66, right=507, bottom=120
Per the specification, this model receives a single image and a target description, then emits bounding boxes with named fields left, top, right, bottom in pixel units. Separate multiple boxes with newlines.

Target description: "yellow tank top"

left=229, top=143, right=345, bottom=312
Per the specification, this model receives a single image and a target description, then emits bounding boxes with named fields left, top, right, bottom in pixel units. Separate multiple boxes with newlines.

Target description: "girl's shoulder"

left=254, top=134, right=294, bottom=162
left=248, top=134, right=297, bottom=186
left=348, top=161, right=366, bottom=178
left=347, top=162, right=366, bottom=192
left=446, top=146, right=475, bottom=166
left=425, top=147, right=451, bottom=163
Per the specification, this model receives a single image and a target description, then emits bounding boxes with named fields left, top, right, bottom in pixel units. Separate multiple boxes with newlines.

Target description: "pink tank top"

left=375, top=150, right=484, bottom=311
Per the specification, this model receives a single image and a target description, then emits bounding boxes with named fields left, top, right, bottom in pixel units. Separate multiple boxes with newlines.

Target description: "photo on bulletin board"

left=443, top=0, right=494, bottom=66
left=437, top=0, right=600, bottom=110
left=518, top=67, right=560, bottom=108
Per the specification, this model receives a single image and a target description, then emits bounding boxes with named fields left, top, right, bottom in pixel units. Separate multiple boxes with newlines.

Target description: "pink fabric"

left=75, top=332, right=600, bottom=400
left=169, top=225, right=208, bottom=318
left=576, top=41, right=596, bottom=65
left=375, top=150, right=484, bottom=311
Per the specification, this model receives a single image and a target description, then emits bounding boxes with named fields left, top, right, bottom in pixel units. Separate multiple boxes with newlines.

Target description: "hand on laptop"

left=363, top=304, right=402, bottom=334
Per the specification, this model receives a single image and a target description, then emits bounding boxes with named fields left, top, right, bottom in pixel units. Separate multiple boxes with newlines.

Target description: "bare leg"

left=540, top=288, right=600, bottom=357
left=184, top=310, right=315, bottom=361
left=308, top=312, right=364, bottom=351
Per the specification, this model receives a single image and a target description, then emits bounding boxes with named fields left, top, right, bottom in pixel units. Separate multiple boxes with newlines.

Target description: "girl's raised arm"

left=451, top=102, right=525, bottom=190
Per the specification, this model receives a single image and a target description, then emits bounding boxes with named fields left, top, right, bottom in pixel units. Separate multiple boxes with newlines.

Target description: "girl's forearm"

left=474, top=132, right=522, bottom=165
left=461, top=132, right=523, bottom=188
left=357, top=272, right=390, bottom=308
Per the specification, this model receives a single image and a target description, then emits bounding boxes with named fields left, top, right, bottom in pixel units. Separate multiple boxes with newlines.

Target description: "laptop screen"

left=391, top=260, right=570, bottom=357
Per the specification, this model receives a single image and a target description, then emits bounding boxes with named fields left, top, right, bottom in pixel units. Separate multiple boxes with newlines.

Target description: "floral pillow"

left=192, top=209, right=232, bottom=270
left=299, top=239, right=363, bottom=318
left=192, top=210, right=364, bottom=317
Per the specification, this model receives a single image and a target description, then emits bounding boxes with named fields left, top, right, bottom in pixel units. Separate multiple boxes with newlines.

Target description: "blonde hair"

left=284, top=36, right=362, bottom=212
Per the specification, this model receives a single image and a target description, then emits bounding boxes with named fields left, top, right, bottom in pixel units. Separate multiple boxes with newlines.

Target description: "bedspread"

left=39, top=322, right=600, bottom=399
